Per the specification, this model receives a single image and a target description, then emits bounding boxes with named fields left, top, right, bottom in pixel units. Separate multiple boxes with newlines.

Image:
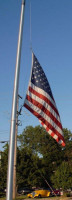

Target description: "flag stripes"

left=27, top=88, right=61, bottom=123
left=39, top=120, right=65, bottom=146
left=24, top=95, right=63, bottom=136
left=24, top=53, right=65, bottom=146
left=24, top=100, right=65, bottom=144
left=29, top=83, right=59, bottom=116
left=26, top=95, right=62, bottom=130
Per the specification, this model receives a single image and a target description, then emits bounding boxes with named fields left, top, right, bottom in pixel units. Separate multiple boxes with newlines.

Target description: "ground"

left=0, top=196, right=72, bottom=200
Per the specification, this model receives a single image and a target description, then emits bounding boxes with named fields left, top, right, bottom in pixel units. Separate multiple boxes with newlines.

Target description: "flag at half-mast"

left=24, top=52, right=65, bottom=146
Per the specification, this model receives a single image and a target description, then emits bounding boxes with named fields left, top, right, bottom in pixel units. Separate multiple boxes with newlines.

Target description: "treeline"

left=0, top=126, right=72, bottom=192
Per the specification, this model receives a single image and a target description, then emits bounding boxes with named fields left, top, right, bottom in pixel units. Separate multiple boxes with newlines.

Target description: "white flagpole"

left=6, top=1, right=26, bottom=200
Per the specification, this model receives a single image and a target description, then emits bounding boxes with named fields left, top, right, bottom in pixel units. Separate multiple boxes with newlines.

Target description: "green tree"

left=16, top=147, right=43, bottom=189
left=17, top=126, right=72, bottom=189
left=17, top=126, right=64, bottom=186
left=63, top=128, right=72, bottom=164
left=51, top=161, right=72, bottom=190
left=18, top=125, right=63, bottom=162
left=0, top=143, right=8, bottom=192
left=1, top=126, right=72, bottom=192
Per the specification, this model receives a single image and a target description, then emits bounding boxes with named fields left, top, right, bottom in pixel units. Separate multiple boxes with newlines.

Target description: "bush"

left=66, top=193, right=70, bottom=197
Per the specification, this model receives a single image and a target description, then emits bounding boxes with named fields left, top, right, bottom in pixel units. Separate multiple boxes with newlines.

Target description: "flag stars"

left=37, top=65, right=39, bottom=68
left=33, top=67, right=50, bottom=90
left=32, top=56, right=53, bottom=99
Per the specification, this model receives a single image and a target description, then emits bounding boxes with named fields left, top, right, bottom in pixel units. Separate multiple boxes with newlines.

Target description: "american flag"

left=24, top=52, right=65, bottom=146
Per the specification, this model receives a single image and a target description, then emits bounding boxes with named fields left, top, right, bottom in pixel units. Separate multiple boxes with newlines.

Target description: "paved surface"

left=26, top=197, right=72, bottom=200
left=26, top=198, right=72, bottom=200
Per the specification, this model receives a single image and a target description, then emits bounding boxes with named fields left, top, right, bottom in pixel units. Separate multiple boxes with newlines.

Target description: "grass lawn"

left=0, top=196, right=72, bottom=200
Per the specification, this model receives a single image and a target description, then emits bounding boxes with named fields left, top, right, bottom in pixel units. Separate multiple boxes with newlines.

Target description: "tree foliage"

left=0, top=143, right=8, bottom=192
left=51, top=161, right=72, bottom=189
left=0, top=126, right=72, bottom=192
left=17, top=126, right=72, bottom=190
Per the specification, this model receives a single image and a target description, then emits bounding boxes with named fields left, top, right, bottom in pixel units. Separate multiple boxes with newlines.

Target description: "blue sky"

left=0, top=0, right=72, bottom=150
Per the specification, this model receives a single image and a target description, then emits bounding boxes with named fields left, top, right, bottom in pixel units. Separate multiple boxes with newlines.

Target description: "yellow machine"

left=27, top=189, right=50, bottom=198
